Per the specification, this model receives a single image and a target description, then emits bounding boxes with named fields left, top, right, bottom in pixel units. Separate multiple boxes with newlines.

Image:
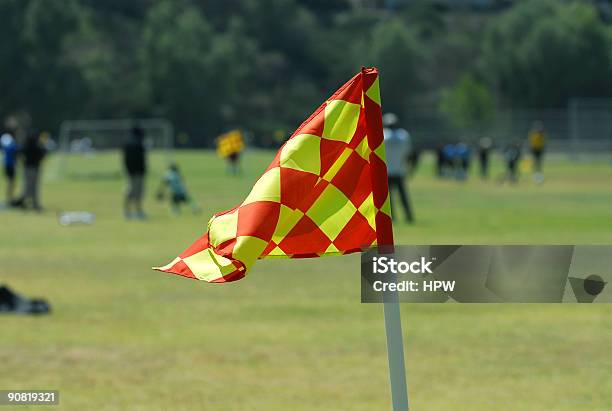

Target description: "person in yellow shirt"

left=528, top=121, right=546, bottom=183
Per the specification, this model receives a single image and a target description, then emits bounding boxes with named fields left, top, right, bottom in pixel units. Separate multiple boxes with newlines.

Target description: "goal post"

left=567, top=98, right=612, bottom=159
left=54, top=118, right=174, bottom=179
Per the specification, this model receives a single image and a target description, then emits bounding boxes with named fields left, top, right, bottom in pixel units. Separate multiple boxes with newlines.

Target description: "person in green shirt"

left=156, top=163, right=200, bottom=215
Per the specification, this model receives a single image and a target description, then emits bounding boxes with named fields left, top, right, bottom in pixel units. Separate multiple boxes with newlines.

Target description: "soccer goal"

left=568, top=98, right=612, bottom=157
left=54, top=118, right=174, bottom=180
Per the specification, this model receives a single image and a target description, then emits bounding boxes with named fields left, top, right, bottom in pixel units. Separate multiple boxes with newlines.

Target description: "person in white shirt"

left=383, top=113, right=414, bottom=223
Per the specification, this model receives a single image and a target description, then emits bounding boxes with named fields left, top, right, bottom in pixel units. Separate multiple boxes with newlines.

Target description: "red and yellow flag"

left=155, top=67, right=393, bottom=282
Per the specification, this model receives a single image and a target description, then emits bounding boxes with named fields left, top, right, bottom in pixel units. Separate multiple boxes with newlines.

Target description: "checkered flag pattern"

left=155, top=68, right=393, bottom=282
left=216, top=129, right=244, bottom=158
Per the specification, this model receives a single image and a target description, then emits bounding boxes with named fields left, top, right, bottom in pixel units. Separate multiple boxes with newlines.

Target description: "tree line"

left=1, top=0, right=611, bottom=146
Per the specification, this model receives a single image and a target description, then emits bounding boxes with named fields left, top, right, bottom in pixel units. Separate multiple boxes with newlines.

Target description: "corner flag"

left=156, top=67, right=393, bottom=282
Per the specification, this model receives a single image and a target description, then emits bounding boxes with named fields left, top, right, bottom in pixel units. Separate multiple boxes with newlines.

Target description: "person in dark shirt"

left=123, top=125, right=147, bottom=219
left=435, top=144, right=445, bottom=177
left=11, top=132, right=46, bottom=211
left=478, top=137, right=493, bottom=179
left=499, top=141, right=521, bottom=184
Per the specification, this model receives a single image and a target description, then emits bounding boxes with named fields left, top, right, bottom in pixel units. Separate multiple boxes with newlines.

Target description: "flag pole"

left=383, top=289, right=409, bottom=411
left=359, top=67, right=409, bottom=410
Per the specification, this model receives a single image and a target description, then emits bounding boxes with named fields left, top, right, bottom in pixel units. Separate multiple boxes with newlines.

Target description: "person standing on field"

left=478, top=137, right=492, bottom=179
left=123, top=125, right=147, bottom=220
left=12, top=132, right=46, bottom=211
left=528, top=121, right=546, bottom=184
left=383, top=113, right=414, bottom=223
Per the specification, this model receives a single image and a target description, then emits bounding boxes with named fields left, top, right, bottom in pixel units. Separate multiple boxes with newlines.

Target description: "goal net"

left=54, top=118, right=174, bottom=179
left=568, top=98, right=612, bottom=154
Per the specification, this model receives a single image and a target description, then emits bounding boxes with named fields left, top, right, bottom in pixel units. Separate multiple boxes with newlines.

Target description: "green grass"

left=1, top=150, right=612, bottom=410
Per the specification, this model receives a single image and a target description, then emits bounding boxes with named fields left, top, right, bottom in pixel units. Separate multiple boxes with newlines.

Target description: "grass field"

left=1, top=150, right=612, bottom=410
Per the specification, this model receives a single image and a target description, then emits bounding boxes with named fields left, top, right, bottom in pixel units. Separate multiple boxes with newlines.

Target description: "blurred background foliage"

left=2, top=0, right=612, bottom=145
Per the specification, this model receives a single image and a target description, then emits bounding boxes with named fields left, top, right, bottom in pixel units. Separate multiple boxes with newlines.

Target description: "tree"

left=61, top=6, right=149, bottom=120
left=440, top=74, right=494, bottom=132
left=0, top=0, right=29, bottom=119
left=361, top=19, right=423, bottom=116
left=482, top=0, right=612, bottom=108
left=141, top=1, right=216, bottom=139
left=7, top=0, right=87, bottom=130
left=234, top=0, right=326, bottom=140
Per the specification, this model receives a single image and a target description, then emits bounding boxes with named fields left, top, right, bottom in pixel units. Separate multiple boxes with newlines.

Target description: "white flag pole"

left=383, top=291, right=409, bottom=411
